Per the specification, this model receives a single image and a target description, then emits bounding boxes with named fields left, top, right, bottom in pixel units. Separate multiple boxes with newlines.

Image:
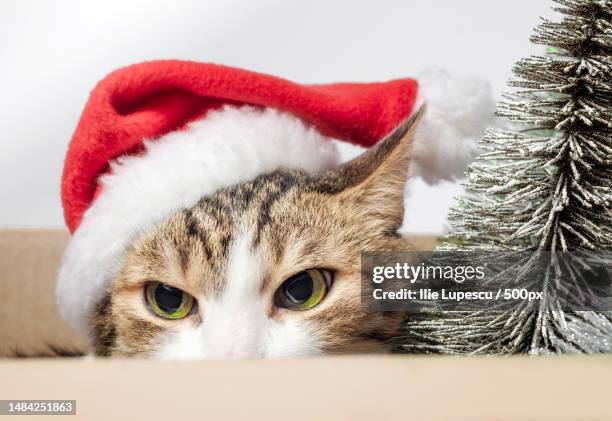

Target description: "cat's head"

left=93, top=108, right=424, bottom=358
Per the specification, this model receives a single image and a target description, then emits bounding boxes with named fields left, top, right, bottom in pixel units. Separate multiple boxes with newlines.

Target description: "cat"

left=91, top=107, right=425, bottom=358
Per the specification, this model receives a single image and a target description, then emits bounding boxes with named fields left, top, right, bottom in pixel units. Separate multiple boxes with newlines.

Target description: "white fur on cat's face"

left=155, top=232, right=322, bottom=359
left=93, top=108, right=424, bottom=358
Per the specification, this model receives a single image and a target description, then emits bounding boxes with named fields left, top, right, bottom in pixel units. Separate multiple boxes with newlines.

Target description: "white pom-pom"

left=410, top=69, right=497, bottom=183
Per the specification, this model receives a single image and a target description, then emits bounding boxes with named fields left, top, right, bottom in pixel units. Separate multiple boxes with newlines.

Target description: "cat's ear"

left=317, top=106, right=425, bottom=232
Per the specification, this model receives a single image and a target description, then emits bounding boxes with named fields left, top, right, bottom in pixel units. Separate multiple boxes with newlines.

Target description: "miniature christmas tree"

left=403, top=0, right=612, bottom=354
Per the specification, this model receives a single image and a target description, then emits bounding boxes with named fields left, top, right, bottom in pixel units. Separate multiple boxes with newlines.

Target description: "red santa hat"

left=57, top=60, right=495, bottom=335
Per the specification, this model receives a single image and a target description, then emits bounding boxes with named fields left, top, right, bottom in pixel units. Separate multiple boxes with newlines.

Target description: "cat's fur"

left=92, top=107, right=424, bottom=358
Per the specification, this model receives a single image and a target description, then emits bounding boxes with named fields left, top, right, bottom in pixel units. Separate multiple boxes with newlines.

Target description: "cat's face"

left=92, top=109, right=423, bottom=358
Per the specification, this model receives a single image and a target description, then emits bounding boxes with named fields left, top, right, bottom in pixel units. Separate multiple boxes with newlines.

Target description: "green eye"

left=145, top=282, right=195, bottom=319
left=275, top=269, right=332, bottom=311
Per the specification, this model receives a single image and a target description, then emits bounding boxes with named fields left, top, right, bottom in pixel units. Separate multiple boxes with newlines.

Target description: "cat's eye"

left=145, top=282, right=195, bottom=320
left=274, top=269, right=332, bottom=311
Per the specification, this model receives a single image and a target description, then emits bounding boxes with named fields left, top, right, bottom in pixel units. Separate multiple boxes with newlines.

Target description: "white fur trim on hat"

left=56, top=105, right=340, bottom=336
left=57, top=71, right=497, bottom=336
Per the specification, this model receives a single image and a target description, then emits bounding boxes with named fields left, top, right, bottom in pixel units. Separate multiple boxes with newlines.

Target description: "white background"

left=0, top=0, right=551, bottom=233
